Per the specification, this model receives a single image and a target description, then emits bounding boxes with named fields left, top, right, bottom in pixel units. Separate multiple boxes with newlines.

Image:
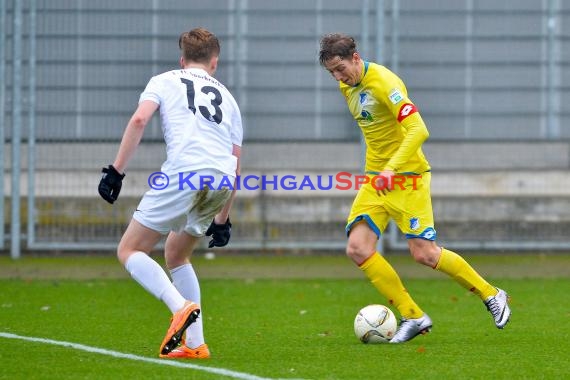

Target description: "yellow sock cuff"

left=359, top=252, right=380, bottom=271
left=359, top=252, right=423, bottom=319
left=434, top=247, right=452, bottom=271
left=436, top=248, right=496, bottom=300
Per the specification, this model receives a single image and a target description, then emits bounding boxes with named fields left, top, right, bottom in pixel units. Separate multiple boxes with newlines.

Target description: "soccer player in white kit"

left=98, top=28, right=243, bottom=359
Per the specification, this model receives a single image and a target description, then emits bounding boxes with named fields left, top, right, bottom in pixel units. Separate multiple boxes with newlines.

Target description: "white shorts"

left=133, top=169, right=233, bottom=236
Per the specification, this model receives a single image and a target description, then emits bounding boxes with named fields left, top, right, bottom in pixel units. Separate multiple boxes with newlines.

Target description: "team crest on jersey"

left=388, top=88, right=404, bottom=104
left=358, top=92, right=374, bottom=121
left=409, top=217, right=420, bottom=231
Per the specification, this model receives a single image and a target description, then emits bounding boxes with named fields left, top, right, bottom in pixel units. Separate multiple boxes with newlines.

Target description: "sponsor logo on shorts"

left=419, top=228, right=436, bottom=240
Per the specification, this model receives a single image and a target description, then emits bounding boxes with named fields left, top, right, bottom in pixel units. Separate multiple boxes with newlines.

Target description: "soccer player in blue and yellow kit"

left=319, top=33, right=511, bottom=343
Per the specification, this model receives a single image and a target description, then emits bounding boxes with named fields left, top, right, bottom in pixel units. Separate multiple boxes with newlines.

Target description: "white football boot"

left=389, top=313, right=432, bottom=343
left=484, top=288, right=511, bottom=329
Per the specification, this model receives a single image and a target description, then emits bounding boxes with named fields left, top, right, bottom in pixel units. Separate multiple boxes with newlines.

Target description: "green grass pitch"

left=0, top=253, right=569, bottom=379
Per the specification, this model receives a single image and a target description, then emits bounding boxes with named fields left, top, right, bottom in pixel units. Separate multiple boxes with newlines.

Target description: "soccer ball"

left=354, top=304, right=398, bottom=343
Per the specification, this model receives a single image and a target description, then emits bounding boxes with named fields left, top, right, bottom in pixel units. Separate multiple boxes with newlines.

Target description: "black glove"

left=98, top=165, right=125, bottom=204
left=205, top=218, right=232, bottom=248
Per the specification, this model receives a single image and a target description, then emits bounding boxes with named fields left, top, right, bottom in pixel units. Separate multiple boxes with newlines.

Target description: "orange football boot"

left=159, top=301, right=200, bottom=355
left=159, top=343, right=210, bottom=359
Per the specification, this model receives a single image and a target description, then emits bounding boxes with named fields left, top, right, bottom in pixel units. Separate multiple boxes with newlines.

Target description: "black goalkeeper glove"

left=98, top=165, right=125, bottom=204
left=205, top=218, right=232, bottom=248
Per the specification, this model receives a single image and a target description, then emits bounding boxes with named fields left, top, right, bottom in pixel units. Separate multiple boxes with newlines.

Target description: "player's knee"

left=409, top=242, right=439, bottom=267
left=116, top=241, right=132, bottom=266
left=346, top=241, right=371, bottom=264
left=116, top=248, right=128, bottom=266
left=164, top=253, right=189, bottom=270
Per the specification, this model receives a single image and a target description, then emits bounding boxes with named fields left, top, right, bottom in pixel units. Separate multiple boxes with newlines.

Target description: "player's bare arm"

left=112, top=100, right=159, bottom=173
left=214, top=144, right=241, bottom=224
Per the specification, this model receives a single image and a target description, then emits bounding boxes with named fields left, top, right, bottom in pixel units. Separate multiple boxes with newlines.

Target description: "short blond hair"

left=179, top=27, right=220, bottom=64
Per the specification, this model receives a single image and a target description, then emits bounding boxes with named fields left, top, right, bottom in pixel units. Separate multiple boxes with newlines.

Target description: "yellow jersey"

left=339, top=61, right=431, bottom=174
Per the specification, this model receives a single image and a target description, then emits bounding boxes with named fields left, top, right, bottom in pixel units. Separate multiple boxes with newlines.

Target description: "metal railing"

left=3, top=0, right=570, bottom=256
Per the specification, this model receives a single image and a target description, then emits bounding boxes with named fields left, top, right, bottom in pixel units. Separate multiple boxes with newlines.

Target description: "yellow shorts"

left=346, top=172, right=436, bottom=240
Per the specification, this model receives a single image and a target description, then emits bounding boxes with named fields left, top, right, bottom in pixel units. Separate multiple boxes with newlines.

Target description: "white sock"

left=170, top=263, right=205, bottom=348
left=124, top=251, right=186, bottom=313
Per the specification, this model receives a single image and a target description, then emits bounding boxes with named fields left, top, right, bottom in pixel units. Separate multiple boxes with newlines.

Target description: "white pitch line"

left=0, top=332, right=276, bottom=380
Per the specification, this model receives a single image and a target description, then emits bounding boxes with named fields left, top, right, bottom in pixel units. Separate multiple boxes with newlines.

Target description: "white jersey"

left=139, top=68, right=243, bottom=176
